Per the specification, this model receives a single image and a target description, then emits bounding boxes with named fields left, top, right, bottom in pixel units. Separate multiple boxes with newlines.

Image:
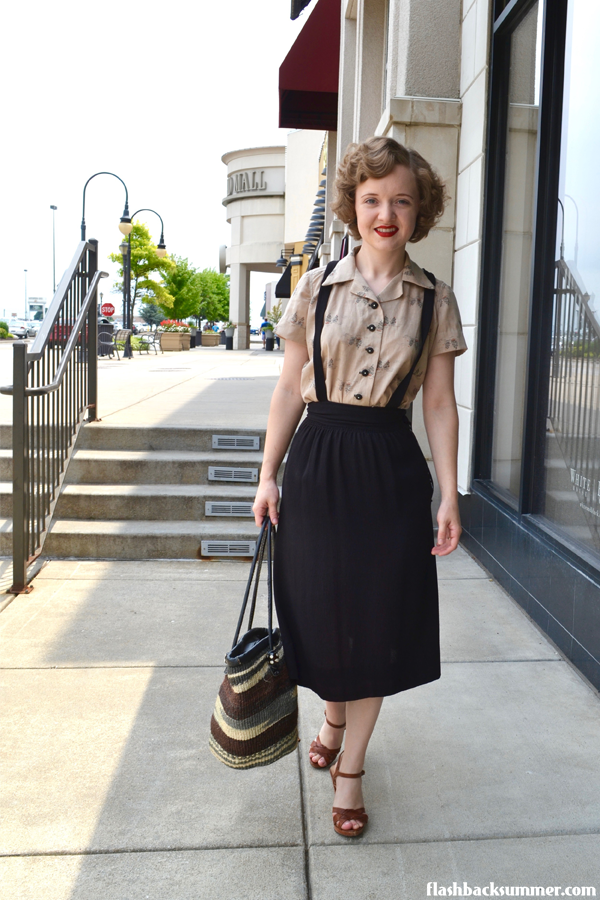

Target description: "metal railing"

left=548, top=257, right=600, bottom=536
left=1, top=240, right=107, bottom=591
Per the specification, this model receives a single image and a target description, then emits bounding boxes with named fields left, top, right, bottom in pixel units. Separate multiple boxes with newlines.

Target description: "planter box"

left=161, top=332, right=183, bottom=351
left=201, top=333, right=221, bottom=346
left=180, top=334, right=191, bottom=351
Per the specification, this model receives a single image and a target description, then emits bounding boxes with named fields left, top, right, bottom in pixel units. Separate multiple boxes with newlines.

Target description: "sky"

left=1, top=0, right=307, bottom=323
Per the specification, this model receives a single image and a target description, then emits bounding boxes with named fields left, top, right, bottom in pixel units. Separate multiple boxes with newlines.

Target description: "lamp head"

left=156, top=232, right=167, bottom=258
left=119, top=241, right=128, bottom=256
left=119, top=216, right=133, bottom=235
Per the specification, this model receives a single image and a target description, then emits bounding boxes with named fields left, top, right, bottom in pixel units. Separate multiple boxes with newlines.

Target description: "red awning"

left=279, top=0, right=341, bottom=131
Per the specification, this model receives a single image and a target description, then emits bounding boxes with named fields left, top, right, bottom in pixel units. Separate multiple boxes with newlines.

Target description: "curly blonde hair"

left=331, top=136, right=447, bottom=242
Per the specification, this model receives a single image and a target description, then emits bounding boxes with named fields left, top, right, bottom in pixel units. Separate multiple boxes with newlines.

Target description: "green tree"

left=159, top=256, right=203, bottom=321
left=139, top=303, right=164, bottom=329
left=196, top=269, right=230, bottom=324
left=109, top=222, right=175, bottom=316
left=266, top=300, right=283, bottom=326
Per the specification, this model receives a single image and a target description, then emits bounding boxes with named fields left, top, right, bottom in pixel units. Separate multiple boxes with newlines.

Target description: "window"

left=490, top=2, right=542, bottom=504
left=540, top=0, right=600, bottom=559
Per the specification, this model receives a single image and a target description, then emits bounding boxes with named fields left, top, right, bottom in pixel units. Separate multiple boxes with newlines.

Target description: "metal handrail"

left=555, top=257, right=600, bottom=342
left=7, top=239, right=105, bottom=593
left=30, top=242, right=91, bottom=359
left=1, top=270, right=107, bottom=397
left=548, top=256, right=600, bottom=553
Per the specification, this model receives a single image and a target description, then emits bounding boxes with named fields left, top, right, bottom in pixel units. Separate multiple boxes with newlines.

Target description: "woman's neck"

left=354, top=243, right=408, bottom=295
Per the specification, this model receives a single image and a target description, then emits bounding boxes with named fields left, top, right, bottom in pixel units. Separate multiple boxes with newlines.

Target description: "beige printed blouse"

left=275, top=248, right=468, bottom=409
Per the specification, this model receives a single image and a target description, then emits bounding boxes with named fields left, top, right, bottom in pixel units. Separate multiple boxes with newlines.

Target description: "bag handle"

left=231, top=517, right=279, bottom=668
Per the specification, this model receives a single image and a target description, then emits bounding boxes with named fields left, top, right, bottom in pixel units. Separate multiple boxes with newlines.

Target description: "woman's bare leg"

left=309, top=701, right=346, bottom=767
left=333, top=696, right=383, bottom=831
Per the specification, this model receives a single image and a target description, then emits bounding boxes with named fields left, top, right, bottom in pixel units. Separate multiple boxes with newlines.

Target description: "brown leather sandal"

left=309, top=710, right=346, bottom=769
left=330, top=751, right=368, bottom=838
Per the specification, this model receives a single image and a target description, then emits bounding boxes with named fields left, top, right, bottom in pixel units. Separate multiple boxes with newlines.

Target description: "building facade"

left=221, top=0, right=599, bottom=688
left=274, top=0, right=600, bottom=689
left=222, top=146, right=286, bottom=349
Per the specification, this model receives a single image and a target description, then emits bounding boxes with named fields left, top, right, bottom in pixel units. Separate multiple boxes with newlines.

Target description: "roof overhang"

left=279, top=0, right=340, bottom=131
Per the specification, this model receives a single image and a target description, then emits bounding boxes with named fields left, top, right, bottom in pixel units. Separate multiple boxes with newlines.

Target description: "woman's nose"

left=378, top=203, right=397, bottom=220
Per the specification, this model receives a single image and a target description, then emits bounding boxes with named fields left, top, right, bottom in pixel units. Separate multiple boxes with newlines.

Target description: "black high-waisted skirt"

left=273, top=400, right=440, bottom=702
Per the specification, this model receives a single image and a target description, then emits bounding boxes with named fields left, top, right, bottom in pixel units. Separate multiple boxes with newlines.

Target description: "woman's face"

left=354, top=164, right=419, bottom=254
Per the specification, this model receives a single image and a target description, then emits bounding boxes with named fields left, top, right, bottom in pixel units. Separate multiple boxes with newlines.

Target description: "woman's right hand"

left=253, top=478, right=280, bottom=526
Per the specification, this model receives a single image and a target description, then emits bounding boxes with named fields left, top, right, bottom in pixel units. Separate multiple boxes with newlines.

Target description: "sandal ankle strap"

left=335, top=768, right=365, bottom=778
left=324, top=711, right=346, bottom=729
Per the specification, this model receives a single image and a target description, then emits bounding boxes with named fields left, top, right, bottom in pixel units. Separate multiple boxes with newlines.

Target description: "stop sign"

left=100, top=303, right=115, bottom=317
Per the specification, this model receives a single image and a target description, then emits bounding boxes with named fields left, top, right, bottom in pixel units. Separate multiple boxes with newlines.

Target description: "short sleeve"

left=275, top=271, right=314, bottom=343
left=428, top=282, right=468, bottom=358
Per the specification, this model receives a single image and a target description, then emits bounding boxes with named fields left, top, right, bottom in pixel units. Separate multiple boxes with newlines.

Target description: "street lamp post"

left=81, top=171, right=133, bottom=359
left=24, top=270, right=28, bottom=319
left=119, top=240, right=133, bottom=358
left=81, top=172, right=132, bottom=242
left=50, top=205, right=57, bottom=294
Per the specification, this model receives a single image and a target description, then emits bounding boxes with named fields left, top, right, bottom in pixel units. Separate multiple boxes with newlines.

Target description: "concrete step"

left=0, top=483, right=11, bottom=518
left=43, top=519, right=263, bottom=559
left=0, top=449, right=11, bottom=480
left=54, top=483, right=259, bottom=521
left=0, top=425, right=11, bottom=450
left=78, top=424, right=266, bottom=452
left=0, top=519, right=12, bottom=554
left=64, top=449, right=283, bottom=485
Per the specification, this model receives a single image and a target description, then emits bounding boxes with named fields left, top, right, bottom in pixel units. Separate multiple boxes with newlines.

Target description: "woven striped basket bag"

left=209, top=517, right=299, bottom=769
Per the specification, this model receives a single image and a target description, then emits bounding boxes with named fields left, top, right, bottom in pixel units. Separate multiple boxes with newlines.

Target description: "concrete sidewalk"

left=2, top=553, right=600, bottom=898
left=0, top=338, right=284, bottom=428
left=1, top=342, right=600, bottom=898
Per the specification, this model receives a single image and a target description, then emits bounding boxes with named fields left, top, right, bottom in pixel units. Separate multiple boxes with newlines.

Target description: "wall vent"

left=200, top=540, right=256, bottom=557
left=212, top=435, right=260, bottom=450
left=205, top=501, right=254, bottom=517
left=208, top=466, right=258, bottom=483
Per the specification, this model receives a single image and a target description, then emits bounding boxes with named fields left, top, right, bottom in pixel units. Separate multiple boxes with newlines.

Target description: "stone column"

left=229, top=262, right=250, bottom=350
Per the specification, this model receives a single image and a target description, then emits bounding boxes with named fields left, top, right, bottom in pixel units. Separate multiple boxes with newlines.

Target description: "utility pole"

left=50, top=205, right=57, bottom=294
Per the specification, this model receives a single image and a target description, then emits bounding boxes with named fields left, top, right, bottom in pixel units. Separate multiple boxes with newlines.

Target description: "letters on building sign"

left=227, top=170, right=267, bottom=198
left=570, top=467, right=600, bottom=518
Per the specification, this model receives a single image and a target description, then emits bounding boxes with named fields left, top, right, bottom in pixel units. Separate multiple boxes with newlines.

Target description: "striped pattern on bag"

left=209, top=639, right=299, bottom=769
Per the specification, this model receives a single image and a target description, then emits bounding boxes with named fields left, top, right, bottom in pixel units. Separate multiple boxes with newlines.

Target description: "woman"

left=252, top=136, right=467, bottom=837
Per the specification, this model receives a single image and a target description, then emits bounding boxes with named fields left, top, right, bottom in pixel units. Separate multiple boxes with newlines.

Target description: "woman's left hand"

left=431, top=497, right=462, bottom=556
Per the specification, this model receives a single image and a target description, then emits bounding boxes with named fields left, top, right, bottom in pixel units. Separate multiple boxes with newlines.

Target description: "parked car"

left=49, top=320, right=90, bottom=348
left=8, top=319, right=28, bottom=339
left=26, top=320, right=41, bottom=337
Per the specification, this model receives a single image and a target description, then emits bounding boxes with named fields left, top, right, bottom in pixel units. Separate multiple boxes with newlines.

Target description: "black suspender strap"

left=386, top=269, right=436, bottom=409
left=313, top=260, right=339, bottom=402
left=313, top=261, right=435, bottom=408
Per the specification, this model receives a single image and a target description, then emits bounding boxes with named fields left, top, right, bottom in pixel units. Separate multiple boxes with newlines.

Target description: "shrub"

left=0, top=327, right=8, bottom=339
left=159, top=319, right=191, bottom=333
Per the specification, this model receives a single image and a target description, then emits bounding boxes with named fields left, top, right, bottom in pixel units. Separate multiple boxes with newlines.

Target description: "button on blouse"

left=275, top=248, right=468, bottom=408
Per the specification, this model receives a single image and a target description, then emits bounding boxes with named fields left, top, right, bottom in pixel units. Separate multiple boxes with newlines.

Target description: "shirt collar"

left=322, top=245, right=435, bottom=300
